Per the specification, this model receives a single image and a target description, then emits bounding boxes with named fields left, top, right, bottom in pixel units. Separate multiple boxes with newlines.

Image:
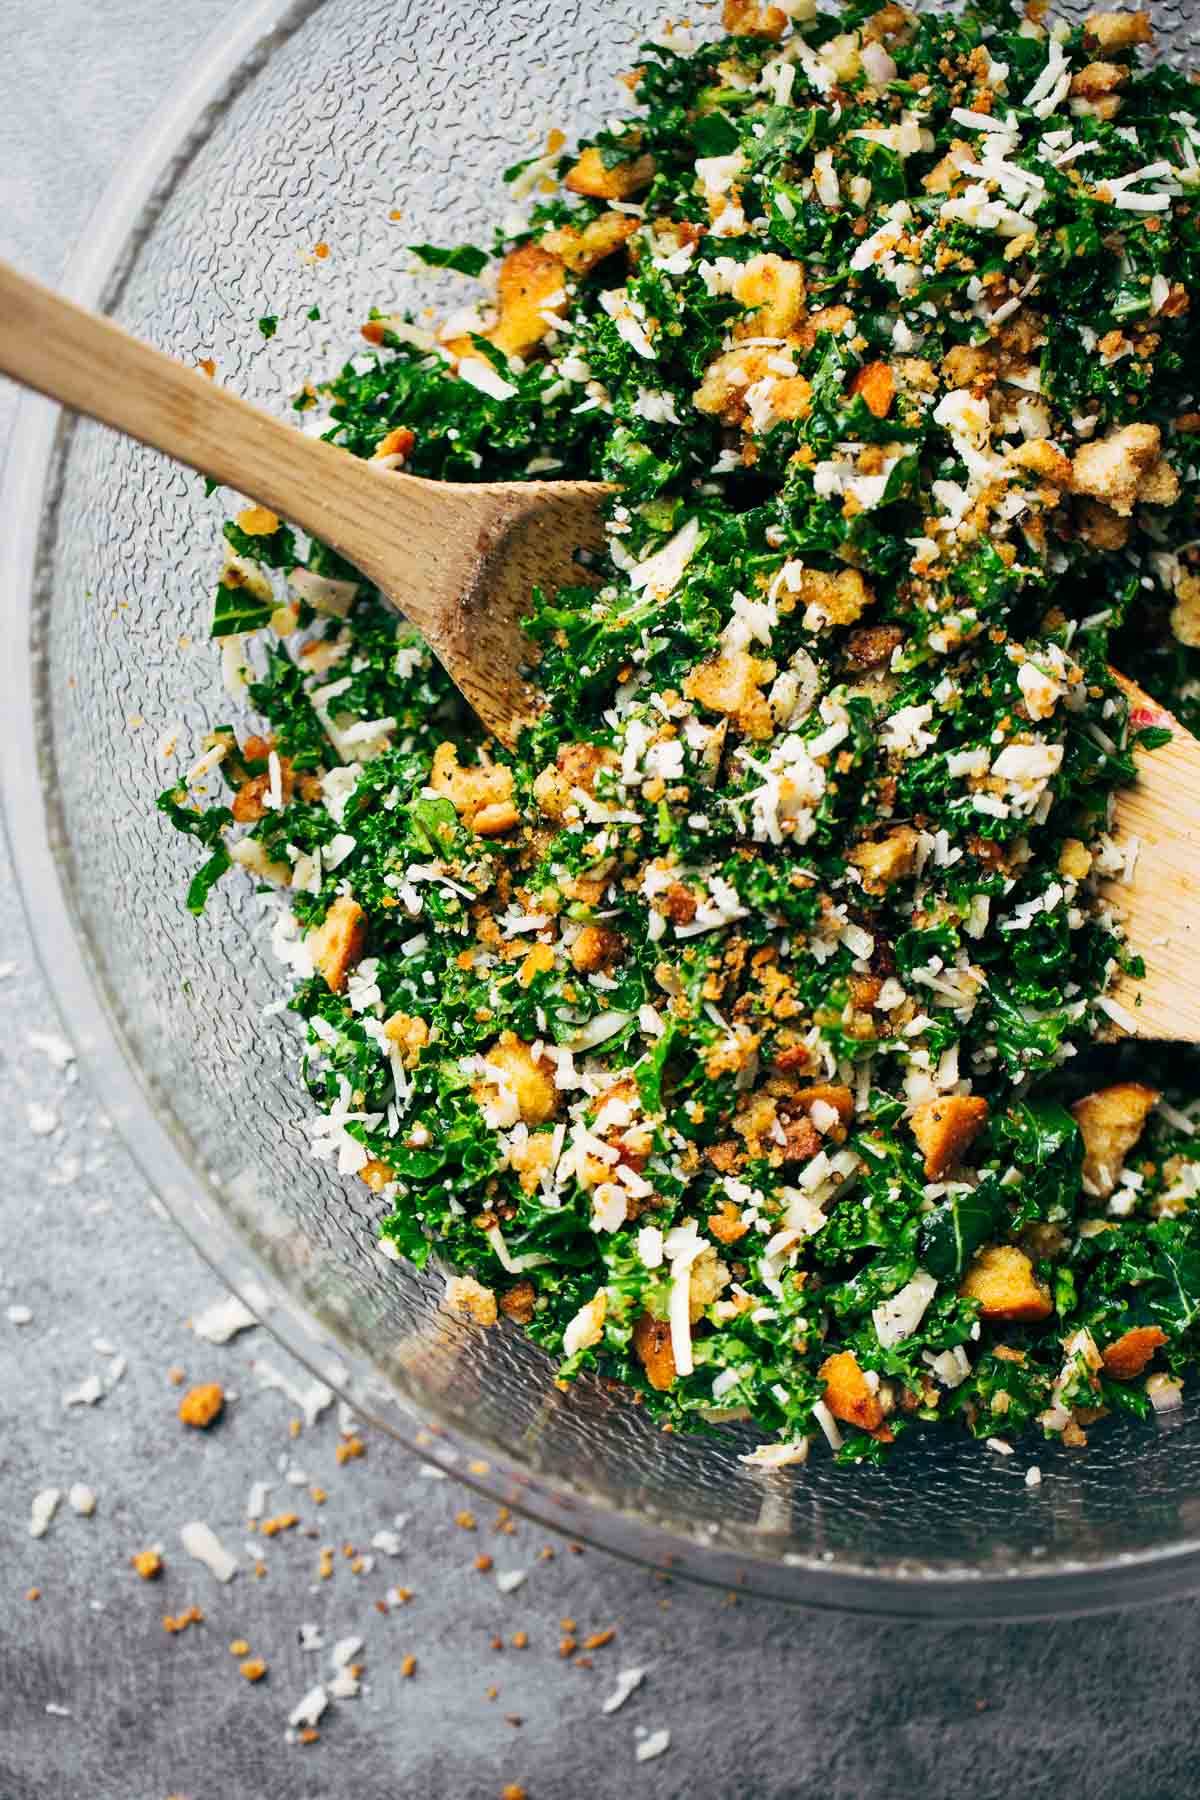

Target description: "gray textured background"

left=1, top=5, right=1199, bottom=1798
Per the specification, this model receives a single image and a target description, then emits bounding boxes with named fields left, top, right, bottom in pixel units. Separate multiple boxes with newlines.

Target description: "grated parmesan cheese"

left=180, top=1520, right=238, bottom=1583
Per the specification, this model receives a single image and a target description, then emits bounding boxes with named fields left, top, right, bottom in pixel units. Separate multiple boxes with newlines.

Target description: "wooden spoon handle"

left=0, top=258, right=610, bottom=746
left=0, top=258, right=456, bottom=643
left=1106, top=673, right=1200, bottom=1042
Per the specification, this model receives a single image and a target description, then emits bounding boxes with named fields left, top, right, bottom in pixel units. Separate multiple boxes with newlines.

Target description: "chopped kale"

left=407, top=242, right=489, bottom=276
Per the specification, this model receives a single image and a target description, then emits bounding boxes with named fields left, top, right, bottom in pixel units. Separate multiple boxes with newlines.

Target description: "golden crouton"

left=232, top=768, right=289, bottom=824
left=556, top=740, right=620, bottom=792
left=444, top=244, right=566, bottom=365
left=693, top=346, right=814, bottom=432
left=845, top=623, right=903, bottom=669
left=1058, top=838, right=1093, bottom=880
left=1170, top=571, right=1200, bottom=649
left=941, top=341, right=996, bottom=388
left=847, top=825, right=920, bottom=895
left=895, top=356, right=939, bottom=396
left=1102, top=1324, right=1167, bottom=1380
left=306, top=895, right=367, bottom=994
left=371, top=426, right=416, bottom=461
left=791, top=1084, right=856, bottom=1128
left=1072, top=1081, right=1159, bottom=1197
left=707, top=1200, right=750, bottom=1246
left=849, top=360, right=896, bottom=420
left=960, top=1244, right=1053, bottom=1323
left=1084, top=8, right=1153, bottom=51
left=796, top=566, right=875, bottom=628
left=443, top=1274, right=498, bottom=1328
left=819, top=1350, right=888, bottom=1435
left=236, top=505, right=281, bottom=537
left=909, top=1094, right=989, bottom=1178
left=1070, top=59, right=1129, bottom=98
left=1071, top=423, right=1171, bottom=517
left=693, top=345, right=773, bottom=425
left=723, top=0, right=787, bottom=36
left=1136, top=457, right=1181, bottom=507
left=532, top=741, right=618, bottom=822
left=532, top=765, right=573, bottom=824
left=922, top=150, right=964, bottom=196
left=518, top=942, right=556, bottom=987
left=490, top=243, right=566, bottom=359
left=1021, top=1222, right=1068, bottom=1262
left=499, top=1279, right=537, bottom=1324
left=732, top=254, right=807, bottom=338
left=683, top=649, right=776, bottom=740
left=1087, top=95, right=1127, bottom=122
left=430, top=742, right=519, bottom=835
left=865, top=1, right=915, bottom=40
left=849, top=974, right=883, bottom=1010
left=541, top=211, right=638, bottom=274
left=564, top=146, right=654, bottom=200
left=229, top=837, right=293, bottom=887
left=795, top=304, right=854, bottom=351
left=1007, top=439, right=1073, bottom=488
left=178, top=1382, right=224, bottom=1429
left=383, top=1010, right=430, bottom=1067
left=761, top=376, right=815, bottom=429
left=793, top=31, right=856, bottom=82
left=507, top=1129, right=559, bottom=1195
left=1074, top=496, right=1130, bottom=551
left=230, top=755, right=320, bottom=824
left=778, top=1113, right=821, bottom=1165
left=633, top=1311, right=677, bottom=1390
left=476, top=1032, right=560, bottom=1126
left=560, top=866, right=615, bottom=908
left=570, top=924, right=624, bottom=974
left=359, top=1158, right=395, bottom=1192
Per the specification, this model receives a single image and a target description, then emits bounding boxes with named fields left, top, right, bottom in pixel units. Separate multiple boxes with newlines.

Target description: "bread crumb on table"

left=178, top=1383, right=224, bottom=1430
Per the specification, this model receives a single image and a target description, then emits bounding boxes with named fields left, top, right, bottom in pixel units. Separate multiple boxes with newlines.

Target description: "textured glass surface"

left=11, top=0, right=1200, bottom=1613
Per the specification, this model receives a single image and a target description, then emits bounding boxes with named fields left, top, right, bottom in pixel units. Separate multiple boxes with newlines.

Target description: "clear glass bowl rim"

left=5, top=0, right=1200, bottom=1619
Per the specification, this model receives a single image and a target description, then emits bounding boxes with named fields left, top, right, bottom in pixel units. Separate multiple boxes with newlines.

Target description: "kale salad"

left=163, top=0, right=1200, bottom=1467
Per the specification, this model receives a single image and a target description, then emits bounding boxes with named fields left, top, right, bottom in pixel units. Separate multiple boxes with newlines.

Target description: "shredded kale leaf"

left=407, top=242, right=490, bottom=276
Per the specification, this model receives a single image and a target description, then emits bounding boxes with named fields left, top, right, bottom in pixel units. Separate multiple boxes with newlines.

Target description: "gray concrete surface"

left=2, top=5, right=1200, bottom=1797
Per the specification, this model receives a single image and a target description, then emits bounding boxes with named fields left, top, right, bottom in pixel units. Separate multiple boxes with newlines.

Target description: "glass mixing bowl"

left=5, top=0, right=1200, bottom=1619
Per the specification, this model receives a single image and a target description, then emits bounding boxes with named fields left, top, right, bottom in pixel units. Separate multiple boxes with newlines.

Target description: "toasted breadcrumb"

left=178, top=1383, right=225, bottom=1430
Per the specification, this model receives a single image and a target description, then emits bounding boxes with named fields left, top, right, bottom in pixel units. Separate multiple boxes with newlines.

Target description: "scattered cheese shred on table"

left=180, top=1520, right=238, bottom=1583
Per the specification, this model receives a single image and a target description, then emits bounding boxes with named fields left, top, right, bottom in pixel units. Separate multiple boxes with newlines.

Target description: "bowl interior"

left=13, top=0, right=1200, bottom=1614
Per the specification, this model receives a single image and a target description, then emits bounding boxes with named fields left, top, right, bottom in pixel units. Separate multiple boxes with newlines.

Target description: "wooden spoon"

left=1, top=260, right=1197, bottom=1039
left=0, top=260, right=607, bottom=749
left=1103, top=677, right=1200, bottom=1041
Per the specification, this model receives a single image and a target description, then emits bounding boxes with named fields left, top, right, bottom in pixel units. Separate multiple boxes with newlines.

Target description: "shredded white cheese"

left=180, top=1520, right=238, bottom=1583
